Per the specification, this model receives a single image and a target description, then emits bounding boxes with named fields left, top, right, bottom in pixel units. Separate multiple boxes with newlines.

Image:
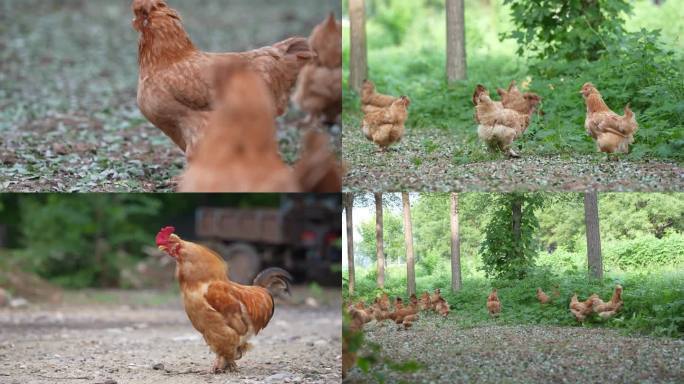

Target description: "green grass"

left=345, top=256, right=684, bottom=338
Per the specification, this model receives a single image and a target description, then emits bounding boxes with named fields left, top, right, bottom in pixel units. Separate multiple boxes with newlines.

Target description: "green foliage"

left=348, top=264, right=684, bottom=338
left=479, top=193, right=544, bottom=279
left=17, top=195, right=160, bottom=288
left=503, top=0, right=632, bottom=61
left=343, top=1, right=684, bottom=163
left=358, top=209, right=405, bottom=263
left=603, top=234, right=684, bottom=269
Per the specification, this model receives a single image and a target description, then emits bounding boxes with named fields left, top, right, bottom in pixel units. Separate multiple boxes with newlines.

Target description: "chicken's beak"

left=158, top=245, right=167, bottom=253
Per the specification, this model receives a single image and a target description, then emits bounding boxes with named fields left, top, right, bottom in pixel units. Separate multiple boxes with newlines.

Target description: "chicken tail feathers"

left=253, top=267, right=293, bottom=297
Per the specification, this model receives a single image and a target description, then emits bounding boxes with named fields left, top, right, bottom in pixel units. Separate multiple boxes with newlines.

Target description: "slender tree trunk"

left=511, top=197, right=522, bottom=242
left=402, top=193, right=416, bottom=296
left=374, top=193, right=385, bottom=288
left=446, top=0, right=467, bottom=82
left=344, top=193, right=355, bottom=295
left=584, top=192, right=603, bottom=279
left=450, top=193, right=462, bottom=292
left=349, top=0, right=367, bottom=92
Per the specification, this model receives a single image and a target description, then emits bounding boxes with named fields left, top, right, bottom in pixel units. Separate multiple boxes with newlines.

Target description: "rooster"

left=156, top=226, right=292, bottom=373
left=132, top=0, right=314, bottom=159
left=581, top=83, right=638, bottom=156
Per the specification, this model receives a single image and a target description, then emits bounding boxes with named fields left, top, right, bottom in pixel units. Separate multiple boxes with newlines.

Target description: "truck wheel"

left=214, top=243, right=261, bottom=285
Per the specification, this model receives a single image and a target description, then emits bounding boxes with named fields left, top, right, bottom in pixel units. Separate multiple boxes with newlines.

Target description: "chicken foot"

left=211, top=355, right=238, bottom=374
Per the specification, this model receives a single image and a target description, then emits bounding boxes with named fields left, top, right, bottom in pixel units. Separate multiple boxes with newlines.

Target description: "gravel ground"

left=346, top=315, right=684, bottom=384
left=342, top=127, right=684, bottom=192
left=0, top=288, right=341, bottom=384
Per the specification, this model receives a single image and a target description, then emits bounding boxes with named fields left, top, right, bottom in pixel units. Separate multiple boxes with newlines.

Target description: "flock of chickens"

left=343, top=284, right=625, bottom=378
left=131, top=0, right=342, bottom=192
left=359, top=80, right=639, bottom=158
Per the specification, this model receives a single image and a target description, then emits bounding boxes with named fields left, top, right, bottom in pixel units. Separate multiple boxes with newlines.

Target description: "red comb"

left=156, top=226, right=176, bottom=246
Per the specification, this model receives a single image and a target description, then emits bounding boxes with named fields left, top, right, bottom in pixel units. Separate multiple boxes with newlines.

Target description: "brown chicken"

left=581, top=83, right=638, bottom=155
left=536, top=287, right=551, bottom=305
left=419, top=291, right=432, bottom=311
left=292, top=14, right=342, bottom=125
left=370, top=292, right=392, bottom=322
left=132, top=0, right=314, bottom=159
left=362, top=96, right=411, bottom=151
left=497, top=80, right=542, bottom=115
left=361, top=80, right=398, bottom=114
left=343, top=306, right=367, bottom=379
left=434, top=297, right=450, bottom=317
left=486, top=288, right=501, bottom=317
left=591, top=284, right=623, bottom=319
left=178, top=64, right=299, bottom=192
left=293, top=130, right=343, bottom=193
left=156, top=226, right=292, bottom=373
left=409, top=293, right=419, bottom=307
left=474, top=84, right=541, bottom=157
left=569, top=293, right=597, bottom=322
left=179, top=63, right=341, bottom=192
left=429, top=288, right=443, bottom=310
left=390, top=298, right=419, bottom=329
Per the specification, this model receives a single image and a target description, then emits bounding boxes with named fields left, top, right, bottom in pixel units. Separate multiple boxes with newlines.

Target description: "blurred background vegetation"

left=0, top=194, right=341, bottom=293
left=342, top=0, right=684, bottom=160
left=344, top=193, right=684, bottom=337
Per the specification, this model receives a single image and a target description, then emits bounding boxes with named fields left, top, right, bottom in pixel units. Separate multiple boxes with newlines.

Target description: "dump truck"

left=195, top=195, right=341, bottom=285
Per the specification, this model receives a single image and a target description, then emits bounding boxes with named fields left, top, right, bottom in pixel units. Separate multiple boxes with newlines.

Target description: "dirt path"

left=0, top=289, right=341, bottom=384
left=342, top=128, right=684, bottom=192
left=346, top=314, right=684, bottom=383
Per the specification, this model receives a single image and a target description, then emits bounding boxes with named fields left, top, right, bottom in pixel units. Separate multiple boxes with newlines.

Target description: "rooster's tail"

left=253, top=267, right=293, bottom=297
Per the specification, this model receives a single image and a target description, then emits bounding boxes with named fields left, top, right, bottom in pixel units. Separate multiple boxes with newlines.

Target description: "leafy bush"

left=18, top=195, right=160, bottom=288
left=603, top=234, right=684, bottom=269
left=503, top=0, right=632, bottom=61
left=479, top=194, right=544, bottom=279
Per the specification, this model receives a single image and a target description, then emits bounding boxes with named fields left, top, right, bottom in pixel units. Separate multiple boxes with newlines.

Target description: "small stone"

left=152, top=363, right=164, bottom=370
left=9, top=298, right=28, bottom=308
left=305, top=297, right=319, bottom=308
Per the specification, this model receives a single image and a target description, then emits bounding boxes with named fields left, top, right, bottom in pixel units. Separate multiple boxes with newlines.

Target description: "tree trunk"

left=349, top=0, right=368, bottom=92
left=374, top=193, right=385, bottom=288
left=450, top=193, right=462, bottom=292
left=584, top=192, right=603, bottom=279
left=511, top=197, right=522, bottom=242
left=446, top=0, right=467, bottom=82
left=402, top=193, right=416, bottom=296
left=344, top=193, right=355, bottom=296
